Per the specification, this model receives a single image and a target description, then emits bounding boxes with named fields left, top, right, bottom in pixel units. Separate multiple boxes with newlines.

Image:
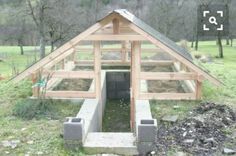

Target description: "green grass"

left=102, top=99, right=130, bottom=132
left=150, top=100, right=200, bottom=121
left=0, top=46, right=50, bottom=77
left=191, top=40, right=236, bottom=106
left=0, top=81, right=85, bottom=155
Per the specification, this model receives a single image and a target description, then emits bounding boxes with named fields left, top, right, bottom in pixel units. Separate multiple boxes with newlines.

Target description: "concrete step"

left=84, top=132, right=138, bottom=155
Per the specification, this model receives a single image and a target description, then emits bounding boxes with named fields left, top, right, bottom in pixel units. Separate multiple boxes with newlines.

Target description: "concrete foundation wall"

left=64, top=71, right=107, bottom=144
left=106, top=71, right=130, bottom=99
left=135, top=100, right=157, bottom=155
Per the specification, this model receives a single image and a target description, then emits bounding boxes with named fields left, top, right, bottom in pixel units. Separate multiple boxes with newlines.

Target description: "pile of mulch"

left=156, top=102, right=236, bottom=155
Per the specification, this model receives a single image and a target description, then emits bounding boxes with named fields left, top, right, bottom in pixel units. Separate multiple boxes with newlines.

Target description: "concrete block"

left=137, top=142, right=156, bottom=155
left=64, top=117, right=85, bottom=142
left=138, top=119, right=157, bottom=142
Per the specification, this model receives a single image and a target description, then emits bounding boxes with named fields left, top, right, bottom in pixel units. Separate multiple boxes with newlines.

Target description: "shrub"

left=13, top=99, right=52, bottom=120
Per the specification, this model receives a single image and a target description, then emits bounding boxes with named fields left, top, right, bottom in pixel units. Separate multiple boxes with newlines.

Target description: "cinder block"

left=138, top=142, right=156, bottom=155
left=138, top=119, right=157, bottom=142
left=64, top=117, right=84, bottom=142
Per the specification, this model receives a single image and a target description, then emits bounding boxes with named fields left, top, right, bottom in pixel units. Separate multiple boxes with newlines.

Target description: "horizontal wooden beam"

left=84, top=35, right=147, bottom=41
left=44, top=71, right=95, bottom=79
left=140, top=72, right=198, bottom=80
left=76, top=48, right=163, bottom=52
left=141, top=60, right=173, bottom=65
left=45, top=91, right=96, bottom=98
left=75, top=60, right=172, bottom=65
left=139, top=93, right=196, bottom=100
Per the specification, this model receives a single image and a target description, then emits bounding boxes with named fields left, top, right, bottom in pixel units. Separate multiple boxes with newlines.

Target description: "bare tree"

left=27, top=0, right=49, bottom=59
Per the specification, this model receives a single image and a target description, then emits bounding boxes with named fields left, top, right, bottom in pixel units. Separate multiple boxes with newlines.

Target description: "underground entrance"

left=103, top=71, right=131, bottom=132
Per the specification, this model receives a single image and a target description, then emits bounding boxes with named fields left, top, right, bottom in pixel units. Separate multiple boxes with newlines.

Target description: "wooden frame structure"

left=12, top=9, right=221, bottom=128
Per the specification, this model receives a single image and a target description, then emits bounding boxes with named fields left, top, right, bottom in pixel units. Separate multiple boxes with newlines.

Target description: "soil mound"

left=156, top=102, right=236, bottom=155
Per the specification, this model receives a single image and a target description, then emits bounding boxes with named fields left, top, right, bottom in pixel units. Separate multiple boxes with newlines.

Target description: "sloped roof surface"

left=113, top=9, right=193, bottom=62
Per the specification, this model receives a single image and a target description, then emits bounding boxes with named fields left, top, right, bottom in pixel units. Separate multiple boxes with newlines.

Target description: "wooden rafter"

left=84, top=34, right=146, bottom=41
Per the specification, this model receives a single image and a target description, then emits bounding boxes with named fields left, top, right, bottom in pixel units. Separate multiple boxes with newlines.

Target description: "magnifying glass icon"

left=209, top=16, right=218, bottom=25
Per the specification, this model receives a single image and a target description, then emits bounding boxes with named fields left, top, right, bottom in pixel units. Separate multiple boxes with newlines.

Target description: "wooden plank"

left=140, top=72, right=198, bottom=80
left=139, top=93, right=196, bottom=100
left=75, top=60, right=172, bottom=65
left=45, top=91, right=96, bottom=98
left=12, top=13, right=116, bottom=83
left=76, top=48, right=162, bottom=52
left=43, top=71, right=95, bottom=79
left=84, top=35, right=147, bottom=41
left=94, top=41, right=101, bottom=99
left=141, top=60, right=173, bottom=65
left=196, top=80, right=202, bottom=99
left=128, top=22, right=222, bottom=86
left=130, top=41, right=141, bottom=129
left=121, top=41, right=128, bottom=62
left=112, top=18, right=120, bottom=34
left=31, top=73, right=39, bottom=97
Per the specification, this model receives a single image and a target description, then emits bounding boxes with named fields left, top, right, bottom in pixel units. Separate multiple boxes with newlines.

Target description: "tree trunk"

left=18, top=39, right=24, bottom=55
left=20, top=45, right=24, bottom=55
left=40, top=37, right=46, bottom=59
left=195, top=33, right=198, bottom=51
left=191, top=35, right=194, bottom=48
left=226, top=37, right=230, bottom=45
left=217, top=34, right=223, bottom=58
left=50, top=41, right=54, bottom=52
left=230, top=38, right=233, bottom=47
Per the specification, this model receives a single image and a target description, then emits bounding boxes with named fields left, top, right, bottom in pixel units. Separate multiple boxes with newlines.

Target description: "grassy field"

left=0, top=40, right=236, bottom=155
left=0, top=81, right=85, bottom=155
left=0, top=46, right=51, bottom=77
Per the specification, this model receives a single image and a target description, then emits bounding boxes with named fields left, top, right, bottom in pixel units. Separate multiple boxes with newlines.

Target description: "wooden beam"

left=45, top=91, right=96, bottom=98
left=31, top=73, right=39, bottom=97
left=76, top=48, right=163, bottom=52
left=112, top=18, right=120, bottom=34
left=139, top=93, right=196, bottom=100
left=75, top=60, right=172, bottom=65
left=84, top=35, right=147, bottom=41
left=94, top=41, right=101, bottom=99
left=130, top=41, right=141, bottom=129
left=12, top=13, right=116, bottom=83
left=140, top=72, right=198, bottom=80
left=196, top=80, right=202, bottom=99
left=141, top=60, right=173, bottom=65
left=128, top=22, right=222, bottom=86
left=44, top=71, right=95, bottom=79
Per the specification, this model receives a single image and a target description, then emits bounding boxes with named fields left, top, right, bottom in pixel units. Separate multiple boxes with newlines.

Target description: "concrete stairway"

left=83, top=132, right=138, bottom=155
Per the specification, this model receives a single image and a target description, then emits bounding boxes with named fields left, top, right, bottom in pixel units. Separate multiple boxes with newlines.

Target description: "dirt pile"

left=156, top=102, right=236, bottom=155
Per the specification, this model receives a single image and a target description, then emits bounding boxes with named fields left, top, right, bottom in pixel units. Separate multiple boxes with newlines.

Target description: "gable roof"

left=11, top=9, right=221, bottom=86
left=112, top=9, right=193, bottom=62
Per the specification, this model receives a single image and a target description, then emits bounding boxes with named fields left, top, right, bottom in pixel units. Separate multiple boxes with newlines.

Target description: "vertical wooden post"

left=196, top=80, right=202, bottom=99
left=130, top=41, right=141, bottom=130
left=94, top=41, right=101, bottom=99
left=61, top=59, right=65, bottom=70
left=31, top=73, right=39, bottom=97
left=112, top=18, right=120, bottom=34
left=71, top=47, right=76, bottom=63
left=121, top=42, right=126, bottom=63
